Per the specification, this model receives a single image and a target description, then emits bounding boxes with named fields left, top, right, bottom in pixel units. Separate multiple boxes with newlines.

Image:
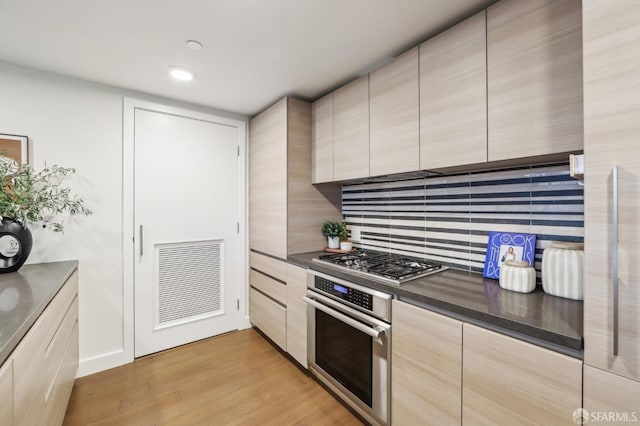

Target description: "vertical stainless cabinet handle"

left=612, top=165, right=619, bottom=356
left=139, top=225, right=144, bottom=257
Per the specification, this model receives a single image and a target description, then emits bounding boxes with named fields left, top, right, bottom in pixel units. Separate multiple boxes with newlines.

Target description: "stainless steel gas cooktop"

left=313, top=248, right=448, bottom=285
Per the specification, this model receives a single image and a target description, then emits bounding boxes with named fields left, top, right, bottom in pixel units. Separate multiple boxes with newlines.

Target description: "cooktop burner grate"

left=314, top=248, right=447, bottom=284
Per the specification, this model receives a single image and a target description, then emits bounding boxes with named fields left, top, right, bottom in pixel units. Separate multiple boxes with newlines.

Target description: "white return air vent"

left=154, top=239, right=224, bottom=329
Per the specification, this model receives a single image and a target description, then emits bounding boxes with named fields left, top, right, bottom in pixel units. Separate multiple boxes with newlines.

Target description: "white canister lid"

left=503, top=260, right=531, bottom=268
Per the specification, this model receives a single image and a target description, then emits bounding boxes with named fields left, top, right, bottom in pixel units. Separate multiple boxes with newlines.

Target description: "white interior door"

left=134, top=108, right=240, bottom=357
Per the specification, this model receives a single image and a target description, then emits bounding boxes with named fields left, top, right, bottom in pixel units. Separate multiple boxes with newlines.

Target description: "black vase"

left=0, top=217, right=33, bottom=273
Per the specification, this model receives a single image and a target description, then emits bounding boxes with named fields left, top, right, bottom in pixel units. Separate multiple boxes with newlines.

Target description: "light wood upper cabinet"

left=584, top=365, right=640, bottom=423
left=391, top=300, right=462, bottom=426
left=583, top=0, right=640, bottom=382
left=286, top=264, right=308, bottom=368
left=420, top=11, right=487, bottom=170
left=250, top=97, right=342, bottom=259
left=462, top=324, right=582, bottom=425
left=370, top=48, right=419, bottom=176
left=333, top=75, right=369, bottom=181
left=249, top=98, right=288, bottom=259
left=311, top=94, right=334, bottom=184
left=487, top=0, right=583, bottom=161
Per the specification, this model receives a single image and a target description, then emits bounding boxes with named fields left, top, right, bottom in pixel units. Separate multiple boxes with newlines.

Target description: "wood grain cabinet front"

left=11, top=270, right=79, bottom=426
left=583, top=0, right=640, bottom=384
left=487, top=0, right=583, bottom=161
left=0, top=359, right=13, bottom=426
left=462, top=324, right=582, bottom=425
left=391, top=300, right=462, bottom=426
left=333, top=75, right=370, bottom=181
left=369, top=47, right=419, bottom=177
left=286, top=264, right=308, bottom=368
left=311, top=94, right=334, bottom=184
left=420, top=11, right=487, bottom=170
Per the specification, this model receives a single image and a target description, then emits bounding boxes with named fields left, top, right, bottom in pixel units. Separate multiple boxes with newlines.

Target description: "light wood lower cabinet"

left=391, top=300, right=462, bottom=426
left=0, top=359, right=13, bottom=425
left=249, top=287, right=286, bottom=350
left=462, top=324, right=582, bottom=425
left=286, top=264, right=308, bottom=368
left=583, top=365, right=640, bottom=424
left=10, top=269, right=79, bottom=426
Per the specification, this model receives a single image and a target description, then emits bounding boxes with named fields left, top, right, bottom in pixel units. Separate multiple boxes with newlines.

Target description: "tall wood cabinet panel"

left=249, top=98, right=288, bottom=259
left=391, top=300, right=461, bottom=426
left=311, top=94, right=334, bottom=184
left=487, top=0, right=583, bottom=161
left=249, top=97, right=341, bottom=259
left=0, top=360, right=12, bottom=426
left=369, top=47, right=419, bottom=176
left=583, top=0, right=640, bottom=382
left=584, top=365, right=640, bottom=423
left=286, top=264, right=308, bottom=368
left=333, top=76, right=369, bottom=181
left=420, top=11, right=487, bottom=170
left=462, top=324, right=582, bottom=425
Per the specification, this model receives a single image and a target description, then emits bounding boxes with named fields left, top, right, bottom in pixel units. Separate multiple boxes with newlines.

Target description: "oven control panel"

left=314, top=276, right=373, bottom=311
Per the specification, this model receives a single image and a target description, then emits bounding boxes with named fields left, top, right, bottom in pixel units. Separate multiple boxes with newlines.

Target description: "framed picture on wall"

left=0, top=133, right=29, bottom=171
left=483, top=231, right=536, bottom=279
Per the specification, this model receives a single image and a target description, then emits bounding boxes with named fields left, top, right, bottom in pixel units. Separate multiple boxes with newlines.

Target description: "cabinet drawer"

left=13, top=270, right=78, bottom=425
left=250, top=251, right=287, bottom=282
left=249, top=269, right=286, bottom=305
left=249, top=287, right=286, bottom=350
left=45, top=323, right=79, bottom=426
left=0, top=359, right=12, bottom=426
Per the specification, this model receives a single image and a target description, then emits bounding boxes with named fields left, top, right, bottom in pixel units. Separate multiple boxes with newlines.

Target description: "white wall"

left=0, top=61, right=248, bottom=376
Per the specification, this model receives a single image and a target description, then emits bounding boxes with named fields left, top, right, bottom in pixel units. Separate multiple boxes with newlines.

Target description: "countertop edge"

left=288, top=252, right=583, bottom=357
left=0, top=260, right=79, bottom=366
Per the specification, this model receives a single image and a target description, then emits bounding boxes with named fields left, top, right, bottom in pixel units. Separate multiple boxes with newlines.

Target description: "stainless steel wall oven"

left=304, top=270, right=392, bottom=425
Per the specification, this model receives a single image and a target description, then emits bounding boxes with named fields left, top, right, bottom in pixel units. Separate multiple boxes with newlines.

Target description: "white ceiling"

left=0, top=0, right=490, bottom=117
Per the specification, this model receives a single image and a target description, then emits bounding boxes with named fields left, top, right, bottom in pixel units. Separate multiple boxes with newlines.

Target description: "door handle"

left=612, top=165, right=619, bottom=356
left=139, top=225, right=144, bottom=257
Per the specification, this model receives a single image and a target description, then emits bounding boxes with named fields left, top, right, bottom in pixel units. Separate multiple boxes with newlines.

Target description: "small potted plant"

left=321, top=220, right=343, bottom=249
left=0, top=155, right=92, bottom=273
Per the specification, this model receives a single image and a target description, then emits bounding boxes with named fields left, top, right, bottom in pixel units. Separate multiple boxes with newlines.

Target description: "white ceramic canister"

left=541, top=242, right=584, bottom=300
left=499, top=260, right=536, bottom=293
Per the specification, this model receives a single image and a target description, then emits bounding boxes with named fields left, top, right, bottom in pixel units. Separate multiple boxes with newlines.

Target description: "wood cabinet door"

left=369, top=48, right=419, bottom=176
left=311, top=94, right=334, bottom=183
left=583, top=0, right=640, bottom=381
left=249, top=98, right=288, bottom=259
left=487, top=0, right=582, bottom=161
left=420, top=11, right=486, bottom=170
left=286, top=264, right=308, bottom=368
left=462, top=324, right=582, bottom=425
left=0, top=360, right=12, bottom=426
left=333, top=75, right=369, bottom=181
left=584, top=365, right=640, bottom=424
left=391, top=300, right=462, bottom=425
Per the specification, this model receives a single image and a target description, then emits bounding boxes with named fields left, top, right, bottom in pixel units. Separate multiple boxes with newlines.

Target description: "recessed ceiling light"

left=169, top=67, right=195, bottom=81
left=186, top=40, right=203, bottom=50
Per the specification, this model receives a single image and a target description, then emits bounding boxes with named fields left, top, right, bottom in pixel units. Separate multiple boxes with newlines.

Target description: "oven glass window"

left=315, top=309, right=373, bottom=407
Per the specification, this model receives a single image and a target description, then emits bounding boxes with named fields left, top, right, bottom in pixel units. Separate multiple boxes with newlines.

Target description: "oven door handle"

left=303, top=295, right=387, bottom=340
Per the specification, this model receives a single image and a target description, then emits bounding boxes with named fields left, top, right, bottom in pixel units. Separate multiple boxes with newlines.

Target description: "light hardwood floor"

left=63, top=329, right=362, bottom=425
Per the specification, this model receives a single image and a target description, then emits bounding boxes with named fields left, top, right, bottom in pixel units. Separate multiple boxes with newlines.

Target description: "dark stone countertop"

left=288, top=252, right=583, bottom=358
left=0, top=261, right=79, bottom=366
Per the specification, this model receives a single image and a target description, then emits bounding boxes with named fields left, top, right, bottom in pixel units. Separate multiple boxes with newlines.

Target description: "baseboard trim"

left=77, top=349, right=133, bottom=378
